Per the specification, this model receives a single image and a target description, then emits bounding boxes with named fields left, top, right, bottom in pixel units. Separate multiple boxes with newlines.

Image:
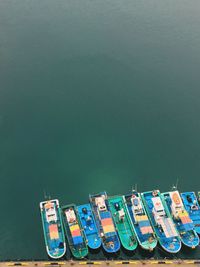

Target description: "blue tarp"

left=73, top=236, right=83, bottom=245
left=183, top=223, right=193, bottom=231
left=100, top=211, right=110, bottom=219
left=138, top=220, right=150, bottom=228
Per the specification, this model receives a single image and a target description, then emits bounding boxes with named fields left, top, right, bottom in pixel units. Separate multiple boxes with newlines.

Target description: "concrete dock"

left=1, top=260, right=200, bottom=267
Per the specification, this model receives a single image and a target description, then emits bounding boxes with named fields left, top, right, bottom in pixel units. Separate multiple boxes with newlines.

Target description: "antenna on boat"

left=43, top=189, right=47, bottom=200
left=43, top=189, right=51, bottom=200
left=132, top=183, right=137, bottom=192
left=175, top=178, right=179, bottom=189
left=172, top=178, right=179, bottom=191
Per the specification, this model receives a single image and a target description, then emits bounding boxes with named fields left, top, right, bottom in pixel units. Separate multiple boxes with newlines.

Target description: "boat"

left=61, top=204, right=88, bottom=259
left=162, top=190, right=199, bottom=248
left=123, top=192, right=157, bottom=250
left=107, top=195, right=138, bottom=251
left=181, top=192, right=200, bottom=235
left=198, top=192, right=200, bottom=203
left=40, top=199, right=66, bottom=259
left=89, top=192, right=121, bottom=253
left=141, top=190, right=181, bottom=253
left=77, top=203, right=101, bottom=249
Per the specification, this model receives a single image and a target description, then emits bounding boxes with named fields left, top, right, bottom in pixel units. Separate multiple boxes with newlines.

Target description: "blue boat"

left=77, top=203, right=101, bottom=249
left=162, top=190, right=199, bottom=248
left=123, top=192, right=157, bottom=250
left=89, top=191, right=121, bottom=253
left=40, top=199, right=66, bottom=259
left=141, top=190, right=181, bottom=253
left=181, top=192, right=200, bottom=235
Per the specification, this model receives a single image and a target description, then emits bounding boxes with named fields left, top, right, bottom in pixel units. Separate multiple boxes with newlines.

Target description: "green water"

left=0, top=0, right=200, bottom=260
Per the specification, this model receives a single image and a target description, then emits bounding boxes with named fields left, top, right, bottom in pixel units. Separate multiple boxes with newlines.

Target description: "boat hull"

left=61, top=204, right=88, bottom=259
left=77, top=203, right=101, bottom=250
left=108, top=195, right=138, bottom=251
left=89, top=191, right=121, bottom=253
left=40, top=199, right=66, bottom=259
left=124, top=193, right=157, bottom=250
left=181, top=192, right=200, bottom=236
left=141, top=191, right=181, bottom=253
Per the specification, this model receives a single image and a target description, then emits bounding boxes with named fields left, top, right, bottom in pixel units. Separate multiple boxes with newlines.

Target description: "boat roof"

left=170, top=191, right=183, bottom=207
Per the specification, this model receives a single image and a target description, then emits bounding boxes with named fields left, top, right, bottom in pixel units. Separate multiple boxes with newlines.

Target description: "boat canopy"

left=136, top=215, right=153, bottom=235
left=170, top=191, right=193, bottom=229
left=70, top=224, right=83, bottom=245
left=170, top=191, right=184, bottom=217
left=49, top=224, right=59, bottom=240
left=100, top=211, right=115, bottom=237
left=158, top=217, right=178, bottom=238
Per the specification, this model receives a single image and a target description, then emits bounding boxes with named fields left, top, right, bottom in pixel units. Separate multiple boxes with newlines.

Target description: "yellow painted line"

left=164, top=261, right=173, bottom=264
left=79, top=263, right=101, bottom=265
left=184, top=261, right=195, bottom=264
left=149, top=261, right=159, bottom=264
left=129, top=261, right=139, bottom=264
left=44, top=263, right=65, bottom=266
left=115, top=262, right=123, bottom=265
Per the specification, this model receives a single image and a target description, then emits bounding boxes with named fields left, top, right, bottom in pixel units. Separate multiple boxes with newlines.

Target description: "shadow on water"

left=180, top=245, right=198, bottom=259
left=44, top=240, right=200, bottom=261
left=136, top=246, right=155, bottom=260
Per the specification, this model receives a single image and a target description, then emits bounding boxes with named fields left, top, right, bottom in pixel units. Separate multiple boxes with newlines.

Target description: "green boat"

left=40, top=199, right=66, bottom=259
left=108, top=195, right=138, bottom=251
left=61, top=204, right=88, bottom=259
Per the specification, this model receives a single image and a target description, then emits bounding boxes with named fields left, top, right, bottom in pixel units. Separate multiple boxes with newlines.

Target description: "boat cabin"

left=65, top=208, right=76, bottom=223
left=170, top=191, right=184, bottom=218
left=152, top=197, right=165, bottom=218
left=45, top=202, right=58, bottom=223
left=131, top=195, right=143, bottom=222
left=95, top=196, right=107, bottom=211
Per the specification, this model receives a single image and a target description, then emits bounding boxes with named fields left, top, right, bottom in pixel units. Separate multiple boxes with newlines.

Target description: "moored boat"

left=162, top=190, right=199, bottom=248
left=89, top=191, right=121, bottom=253
left=181, top=192, right=200, bottom=235
left=124, top=192, right=157, bottom=250
left=61, top=204, right=88, bottom=259
left=40, top=199, right=66, bottom=259
left=141, top=190, right=181, bottom=253
left=198, top=192, right=200, bottom=203
left=107, top=195, right=138, bottom=251
left=77, top=203, right=101, bottom=249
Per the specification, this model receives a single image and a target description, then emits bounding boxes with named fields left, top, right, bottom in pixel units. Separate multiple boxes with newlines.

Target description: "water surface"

left=0, top=0, right=200, bottom=260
